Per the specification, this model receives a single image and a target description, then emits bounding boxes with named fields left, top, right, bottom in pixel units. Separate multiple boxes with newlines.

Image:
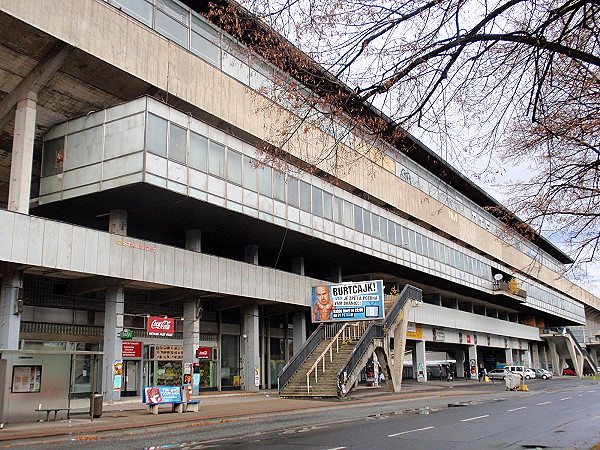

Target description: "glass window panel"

left=189, top=132, right=207, bottom=171
left=191, top=14, right=217, bottom=38
left=394, top=223, right=401, bottom=246
left=408, top=230, right=416, bottom=251
left=372, top=214, right=380, bottom=239
left=109, top=0, right=152, bottom=26
left=323, top=192, right=333, bottom=220
left=147, top=114, right=167, bottom=157
left=169, top=123, right=186, bottom=163
left=387, top=220, right=395, bottom=244
left=155, top=10, right=189, bottom=47
left=343, top=200, right=353, bottom=227
left=334, top=197, right=343, bottom=224
left=227, top=149, right=242, bottom=185
left=354, top=205, right=363, bottom=232
left=287, top=177, right=298, bottom=207
left=402, top=227, right=409, bottom=248
left=312, top=186, right=323, bottom=217
left=243, top=156, right=258, bottom=191
left=105, top=113, right=145, bottom=159
left=380, top=217, right=387, bottom=241
left=157, top=0, right=188, bottom=23
left=299, top=181, right=311, bottom=212
left=42, top=138, right=65, bottom=176
left=259, top=166, right=272, bottom=197
left=273, top=171, right=285, bottom=202
left=415, top=233, right=423, bottom=255
left=208, top=141, right=225, bottom=177
left=191, top=32, right=221, bottom=67
left=363, top=210, right=371, bottom=235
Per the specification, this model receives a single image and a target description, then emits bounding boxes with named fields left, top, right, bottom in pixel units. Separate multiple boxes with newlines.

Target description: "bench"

left=35, top=407, right=71, bottom=422
left=143, top=385, right=200, bottom=414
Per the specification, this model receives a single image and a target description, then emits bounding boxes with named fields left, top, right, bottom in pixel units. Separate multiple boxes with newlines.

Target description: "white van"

left=505, top=365, right=535, bottom=379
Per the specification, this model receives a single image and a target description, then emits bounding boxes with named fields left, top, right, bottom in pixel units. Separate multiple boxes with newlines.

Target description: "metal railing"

left=544, top=327, right=594, bottom=360
left=306, top=321, right=370, bottom=394
left=383, top=285, right=422, bottom=330
left=278, top=324, right=325, bottom=392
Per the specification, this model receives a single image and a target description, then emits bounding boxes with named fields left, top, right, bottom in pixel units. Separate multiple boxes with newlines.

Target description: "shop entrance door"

left=122, top=360, right=140, bottom=396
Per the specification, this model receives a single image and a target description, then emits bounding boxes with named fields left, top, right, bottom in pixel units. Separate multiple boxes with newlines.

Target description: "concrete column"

left=455, top=350, right=465, bottom=378
left=183, top=300, right=200, bottom=393
left=590, top=347, right=599, bottom=369
left=244, top=245, right=258, bottom=265
left=531, top=343, right=540, bottom=368
left=415, top=340, right=427, bottom=382
left=0, top=270, right=23, bottom=349
left=291, top=257, right=305, bottom=276
left=185, top=229, right=202, bottom=252
left=292, top=311, right=306, bottom=355
left=505, top=347, right=514, bottom=365
left=242, top=305, right=260, bottom=391
left=411, top=346, right=418, bottom=379
left=547, top=340, right=561, bottom=375
left=330, top=267, right=342, bottom=283
left=539, top=344, right=549, bottom=370
left=103, top=285, right=124, bottom=401
left=468, top=345, right=478, bottom=379
left=109, top=209, right=127, bottom=236
left=523, top=347, right=532, bottom=368
left=8, top=92, right=37, bottom=214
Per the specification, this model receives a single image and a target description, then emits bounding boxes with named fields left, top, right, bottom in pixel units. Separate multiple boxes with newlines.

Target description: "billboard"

left=147, top=316, right=175, bottom=336
left=311, top=280, right=384, bottom=322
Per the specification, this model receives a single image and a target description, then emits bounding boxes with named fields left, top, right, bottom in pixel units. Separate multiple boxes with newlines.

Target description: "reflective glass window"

left=273, top=171, right=285, bottom=202
left=42, top=138, right=65, bottom=176
left=408, top=230, right=416, bottom=251
left=299, top=181, right=311, bottom=212
left=312, top=186, right=323, bottom=217
left=208, top=141, right=225, bottom=177
left=354, top=205, right=363, bottom=232
left=343, top=200, right=353, bottom=227
left=416, top=233, right=423, bottom=255
left=288, top=178, right=299, bottom=207
left=191, top=32, right=221, bottom=67
left=323, top=192, right=333, bottom=220
left=259, top=166, right=272, bottom=197
left=334, top=197, right=343, bottom=224
left=169, top=123, right=186, bottom=163
left=147, top=114, right=167, bottom=156
left=372, top=214, right=380, bottom=239
left=109, top=0, right=152, bottom=26
left=189, top=132, right=207, bottom=171
left=243, top=156, right=258, bottom=191
left=227, top=149, right=242, bottom=185
left=156, top=10, right=189, bottom=47
left=363, top=210, right=371, bottom=235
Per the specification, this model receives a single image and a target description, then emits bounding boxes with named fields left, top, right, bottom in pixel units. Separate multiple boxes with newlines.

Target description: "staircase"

left=541, top=327, right=598, bottom=376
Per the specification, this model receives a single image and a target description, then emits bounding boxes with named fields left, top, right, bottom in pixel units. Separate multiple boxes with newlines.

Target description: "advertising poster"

left=312, top=280, right=384, bottom=322
left=113, top=361, right=123, bottom=391
left=143, top=386, right=181, bottom=404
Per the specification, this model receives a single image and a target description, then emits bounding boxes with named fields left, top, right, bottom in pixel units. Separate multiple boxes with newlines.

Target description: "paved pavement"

left=0, top=378, right=508, bottom=446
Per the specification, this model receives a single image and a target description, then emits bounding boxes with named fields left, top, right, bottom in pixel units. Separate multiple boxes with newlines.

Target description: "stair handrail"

left=383, top=284, right=422, bottom=330
left=278, top=323, right=325, bottom=392
left=306, top=323, right=349, bottom=394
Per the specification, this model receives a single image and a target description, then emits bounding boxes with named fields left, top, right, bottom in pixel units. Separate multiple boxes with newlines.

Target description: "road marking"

left=461, top=415, right=490, bottom=422
left=388, top=426, right=434, bottom=437
left=326, top=447, right=347, bottom=450
left=537, top=401, right=552, bottom=405
left=560, top=397, right=572, bottom=401
left=578, top=395, right=584, bottom=397
left=507, top=407, right=527, bottom=412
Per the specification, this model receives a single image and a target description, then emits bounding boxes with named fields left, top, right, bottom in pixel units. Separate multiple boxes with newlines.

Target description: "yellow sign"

left=406, top=323, right=423, bottom=339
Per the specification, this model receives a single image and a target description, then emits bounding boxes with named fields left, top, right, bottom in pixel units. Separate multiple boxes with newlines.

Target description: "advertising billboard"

left=311, top=280, right=384, bottom=322
left=147, top=316, right=175, bottom=336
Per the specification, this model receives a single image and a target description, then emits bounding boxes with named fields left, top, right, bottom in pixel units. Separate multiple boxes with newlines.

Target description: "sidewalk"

left=0, top=379, right=501, bottom=446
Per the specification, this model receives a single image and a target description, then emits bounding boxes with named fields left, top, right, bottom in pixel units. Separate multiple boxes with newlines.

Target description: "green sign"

left=118, top=329, right=133, bottom=340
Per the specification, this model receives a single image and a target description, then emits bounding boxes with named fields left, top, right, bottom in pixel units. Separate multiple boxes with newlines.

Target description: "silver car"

left=533, top=368, right=553, bottom=379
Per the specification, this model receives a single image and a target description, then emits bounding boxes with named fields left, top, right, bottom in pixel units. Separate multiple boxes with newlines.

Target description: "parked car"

left=488, top=368, right=509, bottom=380
left=532, top=368, right=553, bottom=379
left=505, top=365, right=536, bottom=379
left=562, top=368, right=576, bottom=375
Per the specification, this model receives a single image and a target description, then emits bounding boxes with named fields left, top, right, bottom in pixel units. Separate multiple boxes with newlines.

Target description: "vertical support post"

left=547, top=340, right=561, bottom=375
left=505, top=347, right=514, bottom=365
left=415, top=340, right=427, bottom=382
left=468, top=345, right=478, bottom=380
left=0, top=269, right=22, bottom=349
left=242, top=305, right=259, bottom=391
left=330, top=267, right=342, bottom=283
left=292, top=311, right=306, bottom=356
left=185, top=229, right=202, bottom=252
left=244, top=245, right=258, bottom=265
left=109, top=209, right=127, bottom=236
left=102, top=285, right=124, bottom=401
left=455, top=350, right=465, bottom=378
left=8, top=92, right=37, bottom=214
left=291, top=257, right=305, bottom=276
left=183, top=300, right=200, bottom=394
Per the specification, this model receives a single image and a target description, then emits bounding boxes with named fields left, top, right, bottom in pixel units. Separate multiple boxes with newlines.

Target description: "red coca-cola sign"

left=196, top=347, right=211, bottom=359
left=147, top=316, right=175, bottom=336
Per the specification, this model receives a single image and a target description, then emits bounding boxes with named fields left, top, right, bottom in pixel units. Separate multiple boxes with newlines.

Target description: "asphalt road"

left=25, top=379, right=600, bottom=450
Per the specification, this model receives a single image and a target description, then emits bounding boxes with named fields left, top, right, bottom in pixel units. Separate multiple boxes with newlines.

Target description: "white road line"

left=326, top=447, right=347, bottom=450
left=578, top=395, right=584, bottom=397
left=507, top=407, right=527, bottom=412
left=561, top=397, right=572, bottom=401
left=537, top=401, right=552, bottom=405
left=461, top=415, right=490, bottom=422
left=388, top=426, right=434, bottom=437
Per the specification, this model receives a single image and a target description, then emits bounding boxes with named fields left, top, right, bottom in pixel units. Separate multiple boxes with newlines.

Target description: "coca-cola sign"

left=147, top=316, right=175, bottom=336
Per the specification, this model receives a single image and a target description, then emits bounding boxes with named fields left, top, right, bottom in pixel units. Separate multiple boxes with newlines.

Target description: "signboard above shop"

left=311, top=280, right=384, bottom=323
left=147, top=316, right=175, bottom=336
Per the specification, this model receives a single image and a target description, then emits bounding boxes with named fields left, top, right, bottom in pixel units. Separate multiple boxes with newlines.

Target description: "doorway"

left=122, top=360, right=140, bottom=396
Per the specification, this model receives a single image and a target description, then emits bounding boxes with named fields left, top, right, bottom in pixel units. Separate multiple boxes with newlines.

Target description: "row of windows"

left=105, top=0, right=566, bottom=274
left=146, top=113, right=490, bottom=280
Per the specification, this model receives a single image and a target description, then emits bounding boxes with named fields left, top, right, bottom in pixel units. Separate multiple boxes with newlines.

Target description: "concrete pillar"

left=183, top=300, right=201, bottom=393
left=523, top=347, right=532, bottom=368
left=8, top=92, right=37, bottom=214
left=0, top=270, right=23, bottom=349
left=415, top=340, right=427, bottom=382
left=547, top=340, right=561, bottom=375
left=103, top=285, right=124, bottom=401
left=590, top=347, right=599, bottom=369
left=531, top=343, right=540, bottom=368
left=292, top=257, right=305, bottom=276
left=109, top=209, right=127, bottom=236
left=539, top=344, right=549, bottom=370
left=244, top=245, right=258, bottom=265
left=505, top=347, right=514, bottom=365
left=330, top=267, right=342, bottom=283
left=292, top=311, right=306, bottom=355
left=455, top=350, right=465, bottom=378
left=468, top=345, right=478, bottom=379
left=242, top=305, right=260, bottom=391
left=185, top=229, right=202, bottom=252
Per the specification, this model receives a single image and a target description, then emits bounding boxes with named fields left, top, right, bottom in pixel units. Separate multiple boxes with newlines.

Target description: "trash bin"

left=90, top=394, right=103, bottom=418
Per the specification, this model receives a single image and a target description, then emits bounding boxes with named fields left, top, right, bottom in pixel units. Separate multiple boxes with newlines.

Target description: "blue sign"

left=312, top=280, right=384, bottom=322
left=143, top=385, right=182, bottom=404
